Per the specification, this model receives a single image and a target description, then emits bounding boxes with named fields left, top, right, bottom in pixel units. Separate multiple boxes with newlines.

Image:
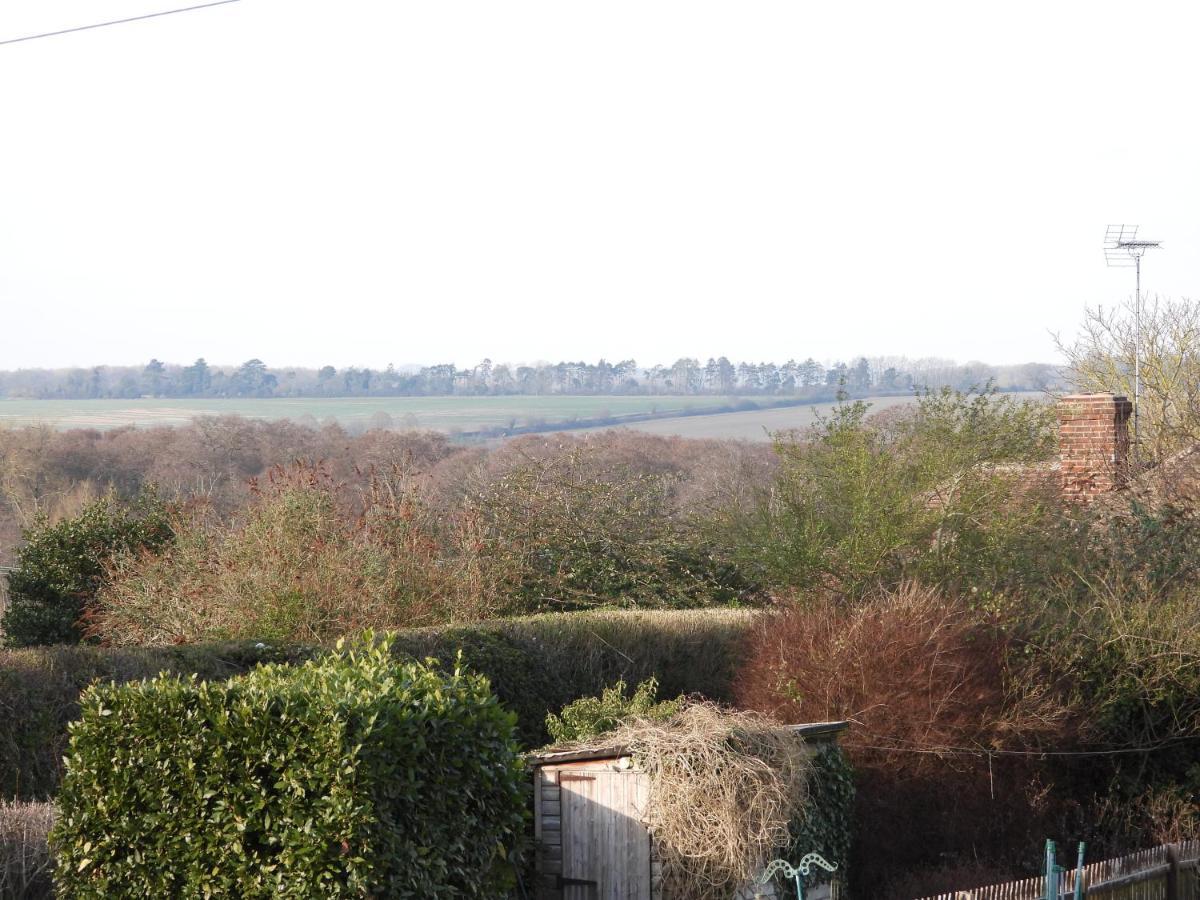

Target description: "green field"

left=560, top=394, right=923, bottom=441
left=0, top=395, right=753, bottom=434
left=562, top=391, right=1046, bottom=441
left=0, top=392, right=1046, bottom=441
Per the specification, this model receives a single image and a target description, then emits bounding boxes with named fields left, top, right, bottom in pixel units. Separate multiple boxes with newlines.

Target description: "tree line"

left=0, top=355, right=1060, bottom=400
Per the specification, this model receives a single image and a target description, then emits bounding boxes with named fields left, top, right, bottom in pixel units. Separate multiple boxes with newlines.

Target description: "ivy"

left=783, top=745, right=855, bottom=897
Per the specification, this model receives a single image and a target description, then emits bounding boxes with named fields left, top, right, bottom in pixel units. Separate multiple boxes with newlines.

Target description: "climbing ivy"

left=784, top=745, right=856, bottom=897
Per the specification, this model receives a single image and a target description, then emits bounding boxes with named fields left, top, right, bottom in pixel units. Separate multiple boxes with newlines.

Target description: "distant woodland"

left=0, top=356, right=1060, bottom=399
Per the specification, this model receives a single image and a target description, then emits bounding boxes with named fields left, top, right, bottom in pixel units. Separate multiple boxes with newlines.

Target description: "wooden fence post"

left=1166, top=843, right=1180, bottom=900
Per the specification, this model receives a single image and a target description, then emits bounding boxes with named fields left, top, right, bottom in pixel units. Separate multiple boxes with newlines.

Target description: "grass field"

left=557, top=394, right=926, bottom=440
left=560, top=390, right=1046, bottom=441
left=0, top=392, right=1046, bottom=441
left=0, top=395, right=754, bottom=434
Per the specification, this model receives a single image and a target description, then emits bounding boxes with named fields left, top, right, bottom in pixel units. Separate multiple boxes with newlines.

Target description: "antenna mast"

left=1103, top=224, right=1161, bottom=461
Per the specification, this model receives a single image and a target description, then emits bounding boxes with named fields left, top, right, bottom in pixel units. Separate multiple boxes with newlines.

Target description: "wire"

left=0, top=0, right=240, bottom=48
left=859, top=735, right=1197, bottom=759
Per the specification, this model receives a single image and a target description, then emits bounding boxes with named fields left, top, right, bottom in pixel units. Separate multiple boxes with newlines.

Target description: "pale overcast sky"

left=1, top=1, right=1197, bottom=370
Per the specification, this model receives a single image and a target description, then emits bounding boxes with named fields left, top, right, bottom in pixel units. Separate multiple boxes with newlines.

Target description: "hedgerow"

left=1, top=609, right=756, bottom=800
left=390, top=609, right=755, bottom=746
left=52, top=634, right=525, bottom=898
left=0, top=641, right=308, bottom=801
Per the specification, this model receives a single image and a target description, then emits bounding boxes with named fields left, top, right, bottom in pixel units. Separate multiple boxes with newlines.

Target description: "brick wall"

left=1058, top=393, right=1132, bottom=501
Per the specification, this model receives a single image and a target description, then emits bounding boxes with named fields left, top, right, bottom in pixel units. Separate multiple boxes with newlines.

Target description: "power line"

left=0, top=0, right=240, bottom=48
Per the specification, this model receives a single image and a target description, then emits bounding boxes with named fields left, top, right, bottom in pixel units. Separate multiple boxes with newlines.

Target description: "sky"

left=1, top=1, right=1198, bottom=371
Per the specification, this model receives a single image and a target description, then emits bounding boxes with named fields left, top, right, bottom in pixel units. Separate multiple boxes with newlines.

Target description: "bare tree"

left=1056, top=296, right=1200, bottom=463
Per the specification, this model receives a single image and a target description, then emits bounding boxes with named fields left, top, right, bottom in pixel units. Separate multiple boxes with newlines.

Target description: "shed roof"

left=528, top=720, right=849, bottom=767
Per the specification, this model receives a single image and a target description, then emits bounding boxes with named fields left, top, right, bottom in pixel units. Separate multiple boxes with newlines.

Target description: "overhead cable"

left=0, top=0, right=240, bottom=48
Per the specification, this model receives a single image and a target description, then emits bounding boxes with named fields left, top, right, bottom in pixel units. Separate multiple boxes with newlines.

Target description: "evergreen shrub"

left=545, top=677, right=681, bottom=744
left=0, top=641, right=308, bottom=801
left=2, top=493, right=172, bottom=648
left=51, top=635, right=525, bottom=899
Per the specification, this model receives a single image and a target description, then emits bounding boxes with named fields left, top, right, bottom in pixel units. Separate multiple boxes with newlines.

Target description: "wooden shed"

left=529, top=721, right=849, bottom=900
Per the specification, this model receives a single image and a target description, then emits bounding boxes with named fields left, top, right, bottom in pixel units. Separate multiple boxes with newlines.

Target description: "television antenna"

left=1104, top=225, right=1161, bottom=459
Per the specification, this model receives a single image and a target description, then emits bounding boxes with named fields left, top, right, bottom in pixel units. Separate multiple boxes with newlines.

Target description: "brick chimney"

left=1058, top=393, right=1132, bottom=501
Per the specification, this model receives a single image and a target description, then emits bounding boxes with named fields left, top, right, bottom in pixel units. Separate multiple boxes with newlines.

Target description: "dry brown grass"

left=0, top=800, right=54, bottom=899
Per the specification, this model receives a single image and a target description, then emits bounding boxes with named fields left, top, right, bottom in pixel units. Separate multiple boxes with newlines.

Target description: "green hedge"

left=390, top=609, right=755, bottom=746
left=0, top=642, right=310, bottom=801
left=1, top=609, right=756, bottom=801
left=52, top=635, right=525, bottom=898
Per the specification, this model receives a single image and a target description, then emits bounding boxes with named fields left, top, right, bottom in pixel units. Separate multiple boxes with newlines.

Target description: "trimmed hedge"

left=0, top=642, right=311, bottom=801
left=1, top=609, right=756, bottom=800
left=390, top=609, right=755, bottom=746
left=52, top=635, right=525, bottom=898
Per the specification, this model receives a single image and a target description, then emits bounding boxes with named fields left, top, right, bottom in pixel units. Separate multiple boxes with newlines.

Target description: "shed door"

left=560, top=769, right=651, bottom=900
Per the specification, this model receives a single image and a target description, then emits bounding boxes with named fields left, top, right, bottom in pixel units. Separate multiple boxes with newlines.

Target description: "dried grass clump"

left=604, top=704, right=811, bottom=900
left=0, top=800, right=55, bottom=899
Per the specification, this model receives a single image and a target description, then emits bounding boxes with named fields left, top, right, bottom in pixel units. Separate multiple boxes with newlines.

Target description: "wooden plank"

left=915, top=842, right=1200, bottom=900
left=1088, top=863, right=1170, bottom=893
left=561, top=767, right=651, bottom=900
left=533, top=767, right=543, bottom=842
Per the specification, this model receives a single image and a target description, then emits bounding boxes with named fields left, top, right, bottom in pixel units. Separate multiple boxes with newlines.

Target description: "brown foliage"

left=0, top=421, right=773, bottom=570
left=736, top=583, right=1064, bottom=758
left=80, top=430, right=772, bottom=644
left=735, top=584, right=1071, bottom=898
left=579, top=704, right=811, bottom=900
left=90, top=462, right=512, bottom=645
left=0, top=419, right=459, bottom=565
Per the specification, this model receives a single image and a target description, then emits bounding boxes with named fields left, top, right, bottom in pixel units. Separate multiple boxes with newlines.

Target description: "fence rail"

left=919, top=842, right=1200, bottom=900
